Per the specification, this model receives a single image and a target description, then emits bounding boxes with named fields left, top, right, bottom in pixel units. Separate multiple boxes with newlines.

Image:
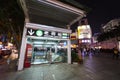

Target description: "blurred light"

left=8, top=42, right=13, bottom=46
left=71, top=44, right=77, bottom=48
left=64, top=42, right=67, bottom=46
left=77, top=25, right=92, bottom=39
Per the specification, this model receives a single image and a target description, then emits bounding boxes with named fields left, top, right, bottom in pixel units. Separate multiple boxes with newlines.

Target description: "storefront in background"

left=77, top=25, right=92, bottom=48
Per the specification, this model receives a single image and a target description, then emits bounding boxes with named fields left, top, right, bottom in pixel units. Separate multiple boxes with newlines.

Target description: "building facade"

left=102, top=18, right=120, bottom=32
left=93, top=18, right=120, bottom=50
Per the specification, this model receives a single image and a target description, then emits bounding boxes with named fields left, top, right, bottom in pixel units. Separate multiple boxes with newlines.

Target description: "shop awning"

left=19, top=0, right=86, bottom=28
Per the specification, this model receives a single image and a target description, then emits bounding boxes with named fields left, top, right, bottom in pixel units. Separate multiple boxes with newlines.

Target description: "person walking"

left=47, top=48, right=52, bottom=64
left=113, top=47, right=119, bottom=59
left=7, top=58, right=11, bottom=65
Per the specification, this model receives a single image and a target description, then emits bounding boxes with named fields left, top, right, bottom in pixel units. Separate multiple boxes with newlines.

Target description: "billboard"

left=77, top=25, right=92, bottom=39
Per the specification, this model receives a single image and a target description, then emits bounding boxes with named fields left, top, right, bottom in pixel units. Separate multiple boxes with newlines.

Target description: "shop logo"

left=36, top=30, right=43, bottom=36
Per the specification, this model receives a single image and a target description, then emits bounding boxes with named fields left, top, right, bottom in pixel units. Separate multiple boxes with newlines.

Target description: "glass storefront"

left=29, top=39, right=68, bottom=64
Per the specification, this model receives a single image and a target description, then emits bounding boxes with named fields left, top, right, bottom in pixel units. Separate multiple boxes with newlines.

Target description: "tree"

left=0, top=0, right=25, bottom=50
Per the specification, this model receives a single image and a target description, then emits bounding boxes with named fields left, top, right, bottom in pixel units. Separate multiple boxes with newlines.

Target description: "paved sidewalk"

left=0, top=55, right=120, bottom=80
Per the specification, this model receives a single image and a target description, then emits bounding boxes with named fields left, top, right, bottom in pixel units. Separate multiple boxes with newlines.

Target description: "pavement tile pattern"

left=0, top=54, right=120, bottom=80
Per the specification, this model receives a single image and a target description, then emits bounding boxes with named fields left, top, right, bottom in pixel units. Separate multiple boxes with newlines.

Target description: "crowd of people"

left=72, top=46, right=120, bottom=60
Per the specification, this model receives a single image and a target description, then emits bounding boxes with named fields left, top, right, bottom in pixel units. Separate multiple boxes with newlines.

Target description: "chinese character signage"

left=27, top=28, right=69, bottom=39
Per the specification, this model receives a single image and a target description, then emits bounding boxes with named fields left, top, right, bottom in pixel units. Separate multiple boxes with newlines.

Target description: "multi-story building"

left=96, top=18, right=120, bottom=50
left=102, top=18, right=120, bottom=32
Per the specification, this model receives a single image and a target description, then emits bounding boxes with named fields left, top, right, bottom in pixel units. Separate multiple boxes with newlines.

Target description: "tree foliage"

left=0, top=0, right=25, bottom=49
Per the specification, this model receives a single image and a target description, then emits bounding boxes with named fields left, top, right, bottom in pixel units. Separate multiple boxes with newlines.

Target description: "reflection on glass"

left=31, top=40, right=67, bottom=64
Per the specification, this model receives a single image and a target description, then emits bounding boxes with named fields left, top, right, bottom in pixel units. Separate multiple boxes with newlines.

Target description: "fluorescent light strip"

left=33, top=42, right=56, bottom=44
left=27, top=36, right=69, bottom=41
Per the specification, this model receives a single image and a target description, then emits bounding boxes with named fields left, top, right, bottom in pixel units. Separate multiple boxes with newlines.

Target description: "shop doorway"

left=29, top=38, right=68, bottom=64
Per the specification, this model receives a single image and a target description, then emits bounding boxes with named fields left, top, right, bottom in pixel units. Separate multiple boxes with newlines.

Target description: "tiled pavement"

left=0, top=54, right=120, bottom=80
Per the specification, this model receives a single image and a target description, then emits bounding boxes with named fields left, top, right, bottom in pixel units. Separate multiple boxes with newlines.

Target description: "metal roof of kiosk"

left=19, top=0, right=86, bottom=28
left=18, top=0, right=86, bottom=71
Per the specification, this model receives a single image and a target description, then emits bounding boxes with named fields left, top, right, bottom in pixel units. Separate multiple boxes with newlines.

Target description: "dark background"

left=73, top=0, right=120, bottom=34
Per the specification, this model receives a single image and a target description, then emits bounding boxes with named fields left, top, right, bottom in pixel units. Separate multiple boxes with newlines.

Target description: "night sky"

left=73, top=0, right=120, bottom=34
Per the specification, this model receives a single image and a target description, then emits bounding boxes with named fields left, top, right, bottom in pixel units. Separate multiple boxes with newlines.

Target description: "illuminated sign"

left=79, top=39, right=91, bottom=43
left=62, top=33, right=67, bottom=36
left=62, top=33, right=69, bottom=38
left=36, top=30, right=43, bottom=36
left=26, top=28, right=69, bottom=39
left=27, top=28, right=35, bottom=36
left=77, top=25, right=92, bottom=39
left=28, top=29, right=35, bottom=35
left=70, top=33, right=77, bottom=40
